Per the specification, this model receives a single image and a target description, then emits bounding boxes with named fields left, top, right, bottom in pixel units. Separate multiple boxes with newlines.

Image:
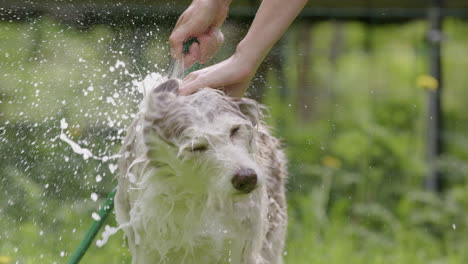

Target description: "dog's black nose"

left=232, top=168, right=257, bottom=193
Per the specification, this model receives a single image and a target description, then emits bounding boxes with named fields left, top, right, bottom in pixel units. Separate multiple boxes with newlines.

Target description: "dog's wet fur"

left=115, top=79, right=287, bottom=264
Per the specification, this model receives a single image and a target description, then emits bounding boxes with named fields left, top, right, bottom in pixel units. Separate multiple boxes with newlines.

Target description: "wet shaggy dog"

left=115, top=79, right=287, bottom=264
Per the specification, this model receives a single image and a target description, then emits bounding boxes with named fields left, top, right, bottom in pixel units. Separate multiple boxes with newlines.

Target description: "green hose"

left=67, top=38, right=200, bottom=264
left=67, top=188, right=116, bottom=264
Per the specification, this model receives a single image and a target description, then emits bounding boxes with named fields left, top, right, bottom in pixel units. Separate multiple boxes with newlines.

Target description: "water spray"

left=67, top=38, right=200, bottom=264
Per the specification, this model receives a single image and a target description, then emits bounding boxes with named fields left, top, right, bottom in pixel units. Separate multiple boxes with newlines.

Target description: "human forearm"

left=236, top=0, right=308, bottom=69
left=178, top=0, right=308, bottom=97
left=191, top=0, right=233, bottom=27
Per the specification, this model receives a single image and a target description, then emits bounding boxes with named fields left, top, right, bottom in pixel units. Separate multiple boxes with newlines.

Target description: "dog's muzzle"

left=231, top=168, right=257, bottom=193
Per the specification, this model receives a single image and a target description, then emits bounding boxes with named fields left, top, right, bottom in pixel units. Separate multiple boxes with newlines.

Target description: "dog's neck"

left=125, top=161, right=269, bottom=263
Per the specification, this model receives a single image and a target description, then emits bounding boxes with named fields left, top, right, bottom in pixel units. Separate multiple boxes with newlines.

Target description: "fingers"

left=181, top=28, right=224, bottom=68
left=198, top=28, right=224, bottom=64
left=170, top=26, right=200, bottom=59
left=169, top=6, right=210, bottom=59
left=178, top=42, right=255, bottom=98
left=179, top=68, right=224, bottom=96
left=179, top=69, right=236, bottom=97
left=169, top=29, right=185, bottom=59
left=179, top=73, right=206, bottom=96
left=170, top=0, right=230, bottom=61
left=171, top=28, right=224, bottom=67
left=169, top=10, right=190, bottom=59
left=183, top=42, right=200, bottom=69
left=169, top=11, right=201, bottom=59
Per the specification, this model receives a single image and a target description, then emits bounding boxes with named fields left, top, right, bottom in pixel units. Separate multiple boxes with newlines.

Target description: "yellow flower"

left=417, top=75, right=439, bottom=90
left=321, top=155, right=342, bottom=169
left=0, top=256, right=12, bottom=264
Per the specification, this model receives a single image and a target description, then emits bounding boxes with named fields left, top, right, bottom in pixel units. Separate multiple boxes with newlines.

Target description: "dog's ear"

left=152, top=79, right=180, bottom=94
left=234, top=98, right=263, bottom=127
left=146, top=79, right=180, bottom=120
left=149, top=79, right=180, bottom=107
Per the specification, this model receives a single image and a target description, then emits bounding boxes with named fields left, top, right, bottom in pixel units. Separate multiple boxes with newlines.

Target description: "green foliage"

left=1, top=16, right=468, bottom=264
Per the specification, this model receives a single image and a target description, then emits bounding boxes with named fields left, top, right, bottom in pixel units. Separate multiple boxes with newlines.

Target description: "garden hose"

left=67, top=188, right=117, bottom=264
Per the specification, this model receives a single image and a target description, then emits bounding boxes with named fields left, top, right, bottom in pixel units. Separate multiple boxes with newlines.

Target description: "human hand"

left=179, top=49, right=256, bottom=98
left=169, top=0, right=231, bottom=68
left=176, top=0, right=307, bottom=97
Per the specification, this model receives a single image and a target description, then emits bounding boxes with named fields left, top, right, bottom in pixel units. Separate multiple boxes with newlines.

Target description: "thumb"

left=169, top=29, right=185, bottom=59
left=179, top=74, right=210, bottom=96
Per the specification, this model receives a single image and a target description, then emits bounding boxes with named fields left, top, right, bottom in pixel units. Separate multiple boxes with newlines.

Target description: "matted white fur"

left=115, top=78, right=288, bottom=264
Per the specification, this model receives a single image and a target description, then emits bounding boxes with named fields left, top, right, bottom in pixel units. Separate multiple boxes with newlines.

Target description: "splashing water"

left=0, top=15, right=194, bottom=262
left=57, top=69, right=171, bottom=247
left=96, top=225, right=121, bottom=248
left=58, top=68, right=169, bottom=162
left=58, top=119, right=122, bottom=162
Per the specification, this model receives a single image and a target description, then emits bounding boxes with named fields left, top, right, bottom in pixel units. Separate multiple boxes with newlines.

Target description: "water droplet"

left=92, top=212, right=101, bottom=221
left=108, top=164, right=118, bottom=173
left=60, top=118, right=68, bottom=130
left=91, top=192, right=99, bottom=202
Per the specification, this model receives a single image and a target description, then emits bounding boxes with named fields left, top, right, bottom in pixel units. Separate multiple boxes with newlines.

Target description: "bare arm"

left=237, top=0, right=308, bottom=76
left=179, top=0, right=308, bottom=97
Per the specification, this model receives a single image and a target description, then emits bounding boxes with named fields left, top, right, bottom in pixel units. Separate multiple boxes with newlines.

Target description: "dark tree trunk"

left=425, top=0, right=444, bottom=192
left=296, top=22, right=314, bottom=122
left=329, top=20, right=344, bottom=65
left=326, top=20, right=344, bottom=106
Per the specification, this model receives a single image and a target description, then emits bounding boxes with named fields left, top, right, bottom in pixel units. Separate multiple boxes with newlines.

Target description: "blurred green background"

left=1, top=1, right=468, bottom=264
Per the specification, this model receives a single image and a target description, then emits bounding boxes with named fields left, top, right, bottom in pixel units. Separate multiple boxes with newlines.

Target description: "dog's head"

left=140, top=79, right=264, bottom=195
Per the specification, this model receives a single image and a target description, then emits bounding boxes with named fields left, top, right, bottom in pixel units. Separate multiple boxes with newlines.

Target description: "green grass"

left=2, top=16, right=468, bottom=264
left=2, top=192, right=468, bottom=264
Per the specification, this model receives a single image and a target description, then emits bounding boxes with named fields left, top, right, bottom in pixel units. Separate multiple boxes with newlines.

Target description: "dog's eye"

left=191, top=144, right=208, bottom=152
left=230, top=126, right=240, bottom=140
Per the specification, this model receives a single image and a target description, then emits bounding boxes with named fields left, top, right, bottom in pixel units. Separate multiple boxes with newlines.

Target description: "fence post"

left=425, top=0, right=444, bottom=191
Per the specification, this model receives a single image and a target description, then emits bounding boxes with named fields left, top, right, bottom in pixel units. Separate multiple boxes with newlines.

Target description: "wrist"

left=235, top=39, right=265, bottom=71
left=194, top=0, right=231, bottom=10
left=193, top=0, right=231, bottom=26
